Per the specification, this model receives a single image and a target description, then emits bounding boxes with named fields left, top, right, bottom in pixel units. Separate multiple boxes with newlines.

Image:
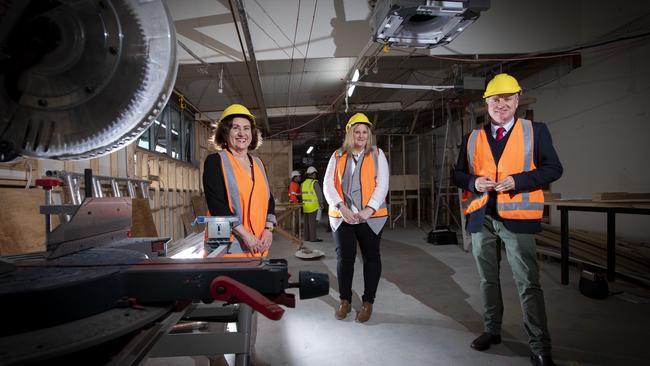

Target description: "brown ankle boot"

left=355, top=302, right=373, bottom=323
left=335, top=300, right=351, bottom=320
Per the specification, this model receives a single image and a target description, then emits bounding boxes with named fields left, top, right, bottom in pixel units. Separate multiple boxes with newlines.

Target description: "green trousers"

left=471, top=215, right=552, bottom=356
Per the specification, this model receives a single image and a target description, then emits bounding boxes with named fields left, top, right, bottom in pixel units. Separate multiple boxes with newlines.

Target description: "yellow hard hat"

left=483, top=73, right=522, bottom=98
left=345, top=113, right=373, bottom=131
left=218, top=104, right=256, bottom=125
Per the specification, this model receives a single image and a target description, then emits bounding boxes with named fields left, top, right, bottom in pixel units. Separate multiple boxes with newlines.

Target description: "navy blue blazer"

left=453, top=119, right=563, bottom=234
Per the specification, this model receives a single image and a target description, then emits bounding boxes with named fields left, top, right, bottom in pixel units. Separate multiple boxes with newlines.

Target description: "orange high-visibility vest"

left=461, top=119, right=544, bottom=220
left=288, top=181, right=300, bottom=203
left=205, top=149, right=271, bottom=257
left=328, top=147, right=388, bottom=218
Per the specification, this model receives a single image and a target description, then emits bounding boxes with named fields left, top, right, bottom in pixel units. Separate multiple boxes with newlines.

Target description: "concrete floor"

left=147, top=224, right=650, bottom=366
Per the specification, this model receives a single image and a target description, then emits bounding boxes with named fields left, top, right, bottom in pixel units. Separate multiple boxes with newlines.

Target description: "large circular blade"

left=0, top=0, right=177, bottom=161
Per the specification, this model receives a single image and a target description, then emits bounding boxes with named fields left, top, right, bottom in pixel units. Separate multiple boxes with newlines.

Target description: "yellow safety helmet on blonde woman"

left=345, top=113, right=373, bottom=132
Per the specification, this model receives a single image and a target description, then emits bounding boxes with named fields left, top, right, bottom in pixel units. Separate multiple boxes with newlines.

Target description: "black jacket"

left=203, top=152, right=275, bottom=219
left=453, top=120, right=563, bottom=234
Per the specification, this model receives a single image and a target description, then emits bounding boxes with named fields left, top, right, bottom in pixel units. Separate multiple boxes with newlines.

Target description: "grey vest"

left=330, top=147, right=387, bottom=235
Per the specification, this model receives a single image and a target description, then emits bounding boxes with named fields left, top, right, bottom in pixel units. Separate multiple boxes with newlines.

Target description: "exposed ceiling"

left=164, top=0, right=650, bottom=165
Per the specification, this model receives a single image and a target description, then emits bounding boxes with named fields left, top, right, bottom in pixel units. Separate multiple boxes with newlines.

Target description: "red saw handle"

left=209, top=276, right=285, bottom=321
left=35, top=178, right=60, bottom=190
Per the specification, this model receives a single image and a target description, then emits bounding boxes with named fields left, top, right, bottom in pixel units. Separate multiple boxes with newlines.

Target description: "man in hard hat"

left=301, top=166, right=324, bottom=242
left=453, top=73, right=563, bottom=366
left=288, top=170, right=301, bottom=204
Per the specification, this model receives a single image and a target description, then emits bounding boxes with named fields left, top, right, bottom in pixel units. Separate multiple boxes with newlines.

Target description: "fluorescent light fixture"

left=347, top=68, right=361, bottom=97
left=347, top=84, right=356, bottom=97
left=352, top=69, right=360, bottom=82
left=306, top=146, right=314, bottom=154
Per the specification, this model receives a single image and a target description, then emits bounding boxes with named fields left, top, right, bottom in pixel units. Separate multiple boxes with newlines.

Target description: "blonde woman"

left=324, top=113, right=389, bottom=323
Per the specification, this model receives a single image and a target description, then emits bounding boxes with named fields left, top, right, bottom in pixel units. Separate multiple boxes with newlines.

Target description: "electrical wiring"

left=294, top=0, right=319, bottom=116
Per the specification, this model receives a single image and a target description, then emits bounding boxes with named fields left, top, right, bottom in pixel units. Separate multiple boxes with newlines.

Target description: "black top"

left=203, top=151, right=275, bottom=219
left=453, top=120, right=563, bottom=234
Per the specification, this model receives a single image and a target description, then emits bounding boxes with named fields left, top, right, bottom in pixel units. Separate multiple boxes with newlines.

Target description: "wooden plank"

left=64, top=161, right=74, bottom=172
left=135, top=151, right=144, bottom=178
left=130, top=198, right=158, bottom=237
left=90, top=158, right=99, bottom=174
left=126, top=143, right=136, bottom=178
left=536, top=228, right=650, bottom=274
left=181, top=212, right=196, bottom=236
left=592, top=192, right=650, bottom=202
left=544, top=200, right=650, bottom=210
left=543, top=191, right=562, bottom=201
left=110, top=150, right=119, bottom=177
left=0, top=188, right=45, bottom=255
left=191, top=195, right=207, bottom=217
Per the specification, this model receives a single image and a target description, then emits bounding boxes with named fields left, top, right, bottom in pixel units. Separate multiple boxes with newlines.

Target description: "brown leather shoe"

left=335, top=300, right=351, bottom=320
left=355, top=302, right=373, bottom=323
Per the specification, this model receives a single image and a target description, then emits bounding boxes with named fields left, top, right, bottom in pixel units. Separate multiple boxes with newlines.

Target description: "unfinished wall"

left=0, top=120, right=210, bottom=253
left=524, top=36, right=650, bottom=242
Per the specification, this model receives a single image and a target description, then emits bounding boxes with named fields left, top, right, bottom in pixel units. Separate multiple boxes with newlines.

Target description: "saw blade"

left=0, top=0, right=177, bottom=161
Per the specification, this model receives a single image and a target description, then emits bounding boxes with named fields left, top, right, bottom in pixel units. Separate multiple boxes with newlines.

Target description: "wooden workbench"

left=545, top=199, right=650, bottom=285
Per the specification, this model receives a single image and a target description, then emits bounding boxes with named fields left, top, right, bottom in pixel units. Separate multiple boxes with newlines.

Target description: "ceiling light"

left=306, top=146, right=314, bottom=154
left=352, top=69, right=360, bottom=82
left=347, top=84, right=356, bottom=97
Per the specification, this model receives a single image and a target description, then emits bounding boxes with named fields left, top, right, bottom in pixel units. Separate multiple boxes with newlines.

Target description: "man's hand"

left=495, top=176, right=515, bottom=192
left=356, top=207, right=374, bottom=221
left=475, top=176, right=496, bottom=193
left=339, top=205, right=358, bottom=224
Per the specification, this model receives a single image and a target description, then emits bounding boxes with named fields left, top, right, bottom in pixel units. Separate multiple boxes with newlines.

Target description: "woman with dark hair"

left=324, top=113, right=389, bottom=323
left=202, top=103, right=276, bottom=257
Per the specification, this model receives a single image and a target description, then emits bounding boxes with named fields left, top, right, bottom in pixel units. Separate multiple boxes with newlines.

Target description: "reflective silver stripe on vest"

left=497, top=201, right=544, bottom=211
left=216, top=150, right=244, bottom=253
left=251, top=156, right=276, bottom=224
left=462, top=192, right=484, bottom=210
left=463, top=130, right=482, bottom=211
left=467, top=129, right=480, bottom=175
left=497, top=119, right=541, bottom=213
left=218, top=150, right=243, bottom=224
left=252, top=156, right=271, bottom=201
left=521, top=119, right=533, bottom=205
left=371, top=147, right=387, bottom=211
left=521, top=119, right=533, bottom=173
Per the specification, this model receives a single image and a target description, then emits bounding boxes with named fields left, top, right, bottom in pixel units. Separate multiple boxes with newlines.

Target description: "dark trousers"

left=303, top=211, right=318, bottom=241
left=472, top=215, right=551, bottom=356
left=333, top=222, right=382, bottom=304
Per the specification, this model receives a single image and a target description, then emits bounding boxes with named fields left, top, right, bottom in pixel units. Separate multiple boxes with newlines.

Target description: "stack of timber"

left=535, top=223, right=650, bottom=281
left=592, top=192, right=650, bottom=202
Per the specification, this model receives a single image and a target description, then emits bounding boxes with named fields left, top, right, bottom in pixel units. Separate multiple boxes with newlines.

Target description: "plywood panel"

left=0, top=188, right=45, bottom=254
left=389, top=174, right=419, bottom=190
left=131, top=198, right=158, bottom=237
